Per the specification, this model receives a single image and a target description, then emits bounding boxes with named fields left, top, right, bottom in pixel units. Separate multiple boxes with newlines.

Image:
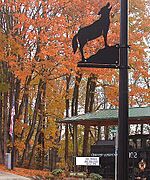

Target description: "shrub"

left=70, top=172, right=87, bottom=178
left=89, top=173, right=103, bottom=180
left=52, top=169, right=64, bottom=176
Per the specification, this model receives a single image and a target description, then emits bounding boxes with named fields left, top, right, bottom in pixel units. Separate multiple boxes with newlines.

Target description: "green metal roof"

left=58, top=106, right=150, bottom=126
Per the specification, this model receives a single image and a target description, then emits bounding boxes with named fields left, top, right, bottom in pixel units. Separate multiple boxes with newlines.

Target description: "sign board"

left=72, top=3, right=119, bottom=68
left=91, top=152, right=138, bottom=159
left=5, top=153, right=11, bottom=169
left=76, top=157, right=99, bottom=166
left=129, top=152, right=138, bottom=159
left=111, top=129, right=118, bottom=133
left=77, top=45, right=119, bottom=68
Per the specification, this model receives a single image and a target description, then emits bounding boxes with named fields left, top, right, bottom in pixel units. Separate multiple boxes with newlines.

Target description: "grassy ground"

left=0, top=165, right=108, bottom=179
left=0, top=164, right=52, bottom=179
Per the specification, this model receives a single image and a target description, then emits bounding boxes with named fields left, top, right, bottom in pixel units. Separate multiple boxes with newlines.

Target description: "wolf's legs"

left=79, top=45, right=85, bottom=61
left=104, top=34, right=108, bottom=47
left=103, top=26, right=109, bottom=47
left=78, top=37, right=85, bottom=61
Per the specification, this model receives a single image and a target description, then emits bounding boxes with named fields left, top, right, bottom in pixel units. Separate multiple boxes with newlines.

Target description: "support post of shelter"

left=65, top=124, right=69, bottom=164
left=118, top=0, right=129, bottom=179
left=73, top=124, right=78, bottom=172
left=98, top=126, right=101, bottom=140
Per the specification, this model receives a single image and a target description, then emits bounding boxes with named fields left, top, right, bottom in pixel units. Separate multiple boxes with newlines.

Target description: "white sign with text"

left=76, top=157, right=99, bottom=166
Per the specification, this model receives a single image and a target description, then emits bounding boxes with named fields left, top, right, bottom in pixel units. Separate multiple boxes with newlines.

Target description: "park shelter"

left=59, top=106, right=150, bottom=126
left=58, top=106, right=150, bottom=168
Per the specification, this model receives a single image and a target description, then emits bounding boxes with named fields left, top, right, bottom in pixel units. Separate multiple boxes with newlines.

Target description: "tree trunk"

left=0, top=92, right=4, bottom=163
left=13, top=77, right=21, bottom=166
left=71, top=73, right=82, bottom=116
left=65, top=75, right=71, bottom=164
left=82, top=75, right=97, bottom=156
left=28, top=82, right=46, bottom=168
left=20, top=79, right=43, bottom=166
left=17, top=76, right=31, bottom=121
left=28, top=120, right=42, bottom=168
left=3, top=92, right=8, bottom=159
left=19, top=76, right=32, bottom=141
left=104, top=126, right=109, bottom=140
left=82, top=77, right=91, bottom=157
left=41, top=83, right=46, bottom=169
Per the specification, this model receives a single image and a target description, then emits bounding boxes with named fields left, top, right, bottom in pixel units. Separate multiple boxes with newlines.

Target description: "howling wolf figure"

left=72, top=2, right=112, bottom=60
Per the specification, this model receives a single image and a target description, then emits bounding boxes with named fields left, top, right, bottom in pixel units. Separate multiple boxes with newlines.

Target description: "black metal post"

left=118, top=0, right=129, bottom=179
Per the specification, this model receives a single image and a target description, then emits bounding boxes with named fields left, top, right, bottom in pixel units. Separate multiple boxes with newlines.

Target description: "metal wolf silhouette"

left=72, top=2, right=112, bottom=60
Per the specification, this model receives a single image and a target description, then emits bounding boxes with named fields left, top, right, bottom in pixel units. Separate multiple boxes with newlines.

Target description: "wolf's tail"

left=72, top=34, right=78, bottom=54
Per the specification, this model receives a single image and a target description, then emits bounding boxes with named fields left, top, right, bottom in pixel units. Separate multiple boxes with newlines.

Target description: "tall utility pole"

left=76, top=1, right=129, bottom=177
left=118, top=0, right=129, bottom=179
